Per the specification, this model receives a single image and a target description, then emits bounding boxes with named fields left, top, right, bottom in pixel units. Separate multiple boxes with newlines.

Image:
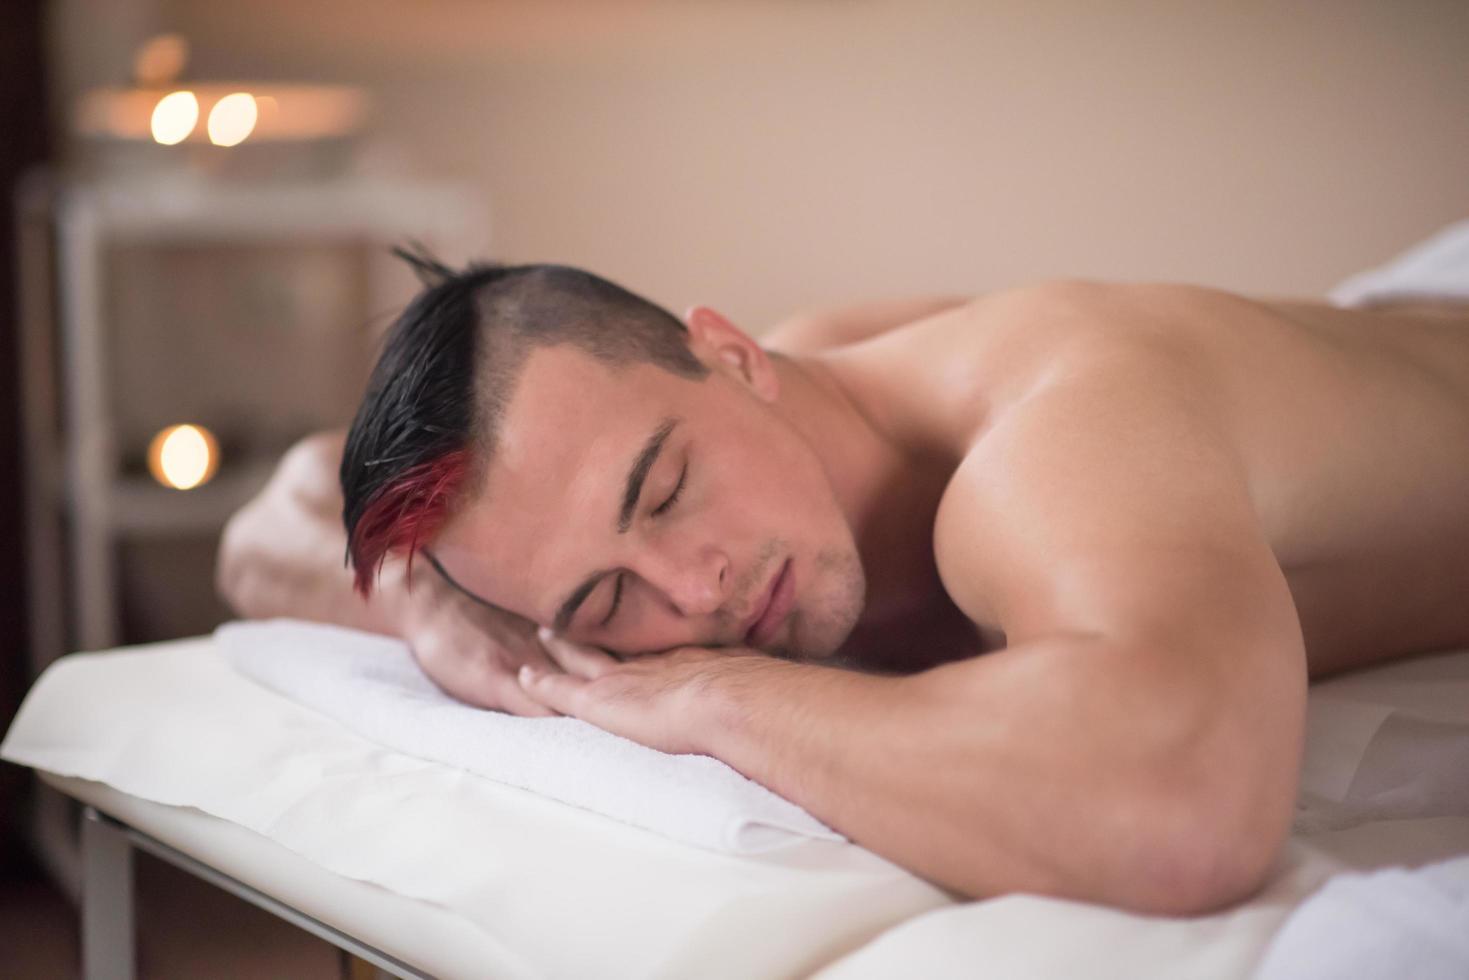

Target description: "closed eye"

left=653, top=462, right=687, bottom=517
left=600, top=572, right=624, bottom=626
left=602, top=462, right=687, bottom=626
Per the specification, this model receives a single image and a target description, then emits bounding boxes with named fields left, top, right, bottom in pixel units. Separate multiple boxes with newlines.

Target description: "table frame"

left=80, top=806, right=429, bottom=980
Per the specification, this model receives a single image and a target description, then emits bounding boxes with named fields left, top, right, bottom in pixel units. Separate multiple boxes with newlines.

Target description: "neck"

left=766, top=351, right=954, bottom=625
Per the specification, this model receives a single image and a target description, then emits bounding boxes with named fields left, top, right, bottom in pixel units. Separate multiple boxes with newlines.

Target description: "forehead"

left=434, top=343, right=702, bottom=617
left=493, top=341, right=697, bottom=485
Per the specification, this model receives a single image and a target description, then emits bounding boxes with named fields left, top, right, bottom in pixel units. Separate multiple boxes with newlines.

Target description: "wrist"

left=697, top=654, right=806, bottom=760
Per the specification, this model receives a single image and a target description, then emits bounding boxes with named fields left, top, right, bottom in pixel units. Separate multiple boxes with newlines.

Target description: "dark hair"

left=341, top=247, right=710, bottom=596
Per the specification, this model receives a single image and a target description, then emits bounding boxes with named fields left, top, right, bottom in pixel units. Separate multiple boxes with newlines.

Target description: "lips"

left=743, top=558, right=794, bottom=647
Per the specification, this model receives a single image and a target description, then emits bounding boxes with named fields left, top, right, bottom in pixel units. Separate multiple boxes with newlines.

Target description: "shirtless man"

left=217, top=258, right=1469, bottom=917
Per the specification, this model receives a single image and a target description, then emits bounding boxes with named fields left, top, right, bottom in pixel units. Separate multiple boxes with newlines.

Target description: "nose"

left=640, top=541, right=730, bottom=618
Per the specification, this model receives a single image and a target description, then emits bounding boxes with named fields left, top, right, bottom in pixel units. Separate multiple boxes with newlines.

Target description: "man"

left=217, top=254, right=1469, bottom=917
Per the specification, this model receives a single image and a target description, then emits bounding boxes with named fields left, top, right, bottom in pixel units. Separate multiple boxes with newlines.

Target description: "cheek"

left=719, top=467, right=838, bottom=571
left=748, top=441, right=836, bottom=525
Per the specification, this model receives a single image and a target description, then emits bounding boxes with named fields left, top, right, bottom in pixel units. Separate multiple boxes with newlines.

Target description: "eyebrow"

left=554, top=416, right=680, bottom=631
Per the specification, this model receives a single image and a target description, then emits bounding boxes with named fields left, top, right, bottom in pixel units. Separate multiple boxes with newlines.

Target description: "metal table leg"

left=78, top=805, right=429, bottom=979
left=82, top=806, right=135, bottom=980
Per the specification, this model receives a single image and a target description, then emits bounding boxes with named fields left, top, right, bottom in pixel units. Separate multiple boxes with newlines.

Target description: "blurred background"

left=2, top=0, right=1467, bottom=975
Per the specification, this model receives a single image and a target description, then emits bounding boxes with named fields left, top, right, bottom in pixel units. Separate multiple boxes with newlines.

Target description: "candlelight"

left=147, top=424, right=220, bottom=490
left=150, top=90, right=198, bottom=145
left=208, top=92, right=259, bottom=147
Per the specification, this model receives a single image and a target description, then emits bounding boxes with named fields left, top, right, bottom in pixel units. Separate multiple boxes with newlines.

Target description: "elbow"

left=1114, top=654, right=1303, bottom=916
left=1119, top=783, right=1291, bottom=917
left=1154, top=834, right=1283, bottom=918
left=214, top=429, right=344, bottom=618
left=214, top=510, right=254, bottom=616
left=216, top=503, right=280, bottom=620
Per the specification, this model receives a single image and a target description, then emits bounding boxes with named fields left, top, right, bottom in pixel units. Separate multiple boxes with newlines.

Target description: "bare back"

left=830, top=283, right=1469, bottom=678
left=1191, top=294, right=1469, bottom=673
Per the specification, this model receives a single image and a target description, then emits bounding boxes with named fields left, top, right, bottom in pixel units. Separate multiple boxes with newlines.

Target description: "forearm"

left=705, top=636, right=1280, bottom=914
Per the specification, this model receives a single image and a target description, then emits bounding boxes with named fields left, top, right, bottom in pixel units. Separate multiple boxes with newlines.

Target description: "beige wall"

left=58, top=0, right=1469, bottom=329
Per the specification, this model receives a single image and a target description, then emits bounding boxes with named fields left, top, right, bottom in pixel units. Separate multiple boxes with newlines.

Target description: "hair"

left=341, top=246, right=711, bottom=596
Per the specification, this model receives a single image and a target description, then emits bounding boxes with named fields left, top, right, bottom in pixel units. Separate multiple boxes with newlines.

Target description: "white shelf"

left=44, top=170, right=485, bottom=652
left=62, top=173, right=484, bottom=243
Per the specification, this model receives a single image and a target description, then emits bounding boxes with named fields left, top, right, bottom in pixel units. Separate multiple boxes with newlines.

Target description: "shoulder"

left=965, top=279, right=1253, bottom=355
left=825, top=279, right=1243, bottom=479
left=874, top=281, right=1232, bottom=446
left=930, top=291, right=1265, bottom=640
left=916, top=280, right=1235, bottom=380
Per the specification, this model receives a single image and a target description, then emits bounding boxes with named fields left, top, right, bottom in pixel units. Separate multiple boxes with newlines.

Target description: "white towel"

left=1253, top=856, right=1469, bottom=980
left=214, top=619, right=842, bottom=854
left=1329, top=218, right=1469, bottom=307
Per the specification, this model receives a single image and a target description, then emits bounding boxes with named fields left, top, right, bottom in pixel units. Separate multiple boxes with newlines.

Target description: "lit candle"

left=208, top=92, right=258, bottom=147
left=150, top=90, right=199, bottom=145
left=147, top=424, right=220, bottom=490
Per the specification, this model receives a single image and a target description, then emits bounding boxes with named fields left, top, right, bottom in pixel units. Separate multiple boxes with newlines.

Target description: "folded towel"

left=1330, top=218, right=1469, bottom=307
left=1253, top=856, right=1469, bottom=980
left=214, top=619, right=842, bottom=854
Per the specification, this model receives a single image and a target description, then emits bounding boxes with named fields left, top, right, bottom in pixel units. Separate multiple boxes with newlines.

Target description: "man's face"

left=432, top=339, right=865, bottom=660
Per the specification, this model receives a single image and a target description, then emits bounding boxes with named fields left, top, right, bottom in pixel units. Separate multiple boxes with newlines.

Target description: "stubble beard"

left=771, top=544, right=865, bottom=662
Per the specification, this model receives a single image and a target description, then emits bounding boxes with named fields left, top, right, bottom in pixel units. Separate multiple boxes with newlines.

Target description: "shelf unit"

left=18, top=170, right=486, bottom=672
left=15, top=169, right=484, bottom=901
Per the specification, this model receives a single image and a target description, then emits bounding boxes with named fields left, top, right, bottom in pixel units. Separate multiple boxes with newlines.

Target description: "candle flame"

left=148, top=424, right=220, bottom=490
left=150, top=90, right=198, bottom=145
left=208, top=92, right=258, bottom=147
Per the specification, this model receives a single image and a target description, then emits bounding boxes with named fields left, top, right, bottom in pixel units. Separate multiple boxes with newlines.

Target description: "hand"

left=398, top=573, right=565, bottom=717
left=518, top=628, right=786, bottom=755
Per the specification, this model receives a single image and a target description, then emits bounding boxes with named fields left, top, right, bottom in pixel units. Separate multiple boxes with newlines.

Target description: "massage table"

left=4, top=624, right=1468, bottom=980
left=11, top=220, right=1469, bottom=980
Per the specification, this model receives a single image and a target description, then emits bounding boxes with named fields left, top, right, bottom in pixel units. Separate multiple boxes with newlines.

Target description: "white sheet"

left=41, top=773, right=527, bottom=979
left=5, top=640, right=1468, bottom=979
left=814, top=647, right=1469, bottom=979
left=216, top=619, right=839, bottom=854
left=1329, top=217, right=1469, bottom=307
left=1254, top=855, right=1469, bottom=980
left=1, top=637, right=946, bottom=980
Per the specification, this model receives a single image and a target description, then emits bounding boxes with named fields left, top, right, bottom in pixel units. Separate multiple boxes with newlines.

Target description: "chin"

left=787, top=553, right=866, bottom=660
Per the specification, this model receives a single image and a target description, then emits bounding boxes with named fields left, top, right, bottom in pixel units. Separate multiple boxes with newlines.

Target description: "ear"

left=682, top=305, right=780, bottom=402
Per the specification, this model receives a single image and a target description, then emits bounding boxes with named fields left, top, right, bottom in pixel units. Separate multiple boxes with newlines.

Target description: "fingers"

left=516, top=664, right=587, bottom=719
left=514, top=633, right=567, bottom=675
left=437, top=661, right=560, bottom=718
left=488, top=673, right=561, bottom=718
left=403, top=610, right=619, bottom=717
left=536, top=627, right=620, bottom=680
left=408, top=638, right=562, bottom=717
left=476, top=638, right=565, bottom=716
left=431, top=629, right=609, bottom=717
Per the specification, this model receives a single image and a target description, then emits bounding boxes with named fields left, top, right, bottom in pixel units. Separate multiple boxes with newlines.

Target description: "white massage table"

left=5, top=634, right=1469, bottom=979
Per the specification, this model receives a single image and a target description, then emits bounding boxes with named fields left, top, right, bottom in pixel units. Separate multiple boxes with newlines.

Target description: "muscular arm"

left=715, top=360, right=1303, bottom=913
